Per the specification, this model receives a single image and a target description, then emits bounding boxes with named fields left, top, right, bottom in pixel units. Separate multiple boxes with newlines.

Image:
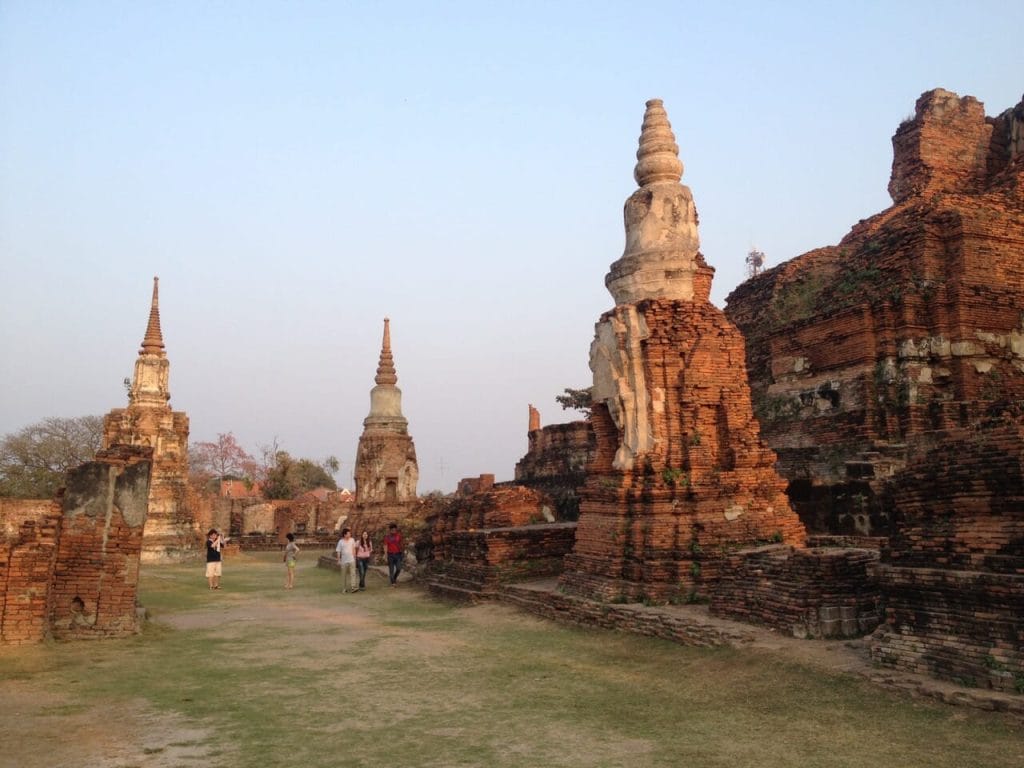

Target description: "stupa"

left=102, top=277, right=194, bottom=562
left=559, top=100, right=806, bottom=603
left=353, top=318, right=419, bottom=507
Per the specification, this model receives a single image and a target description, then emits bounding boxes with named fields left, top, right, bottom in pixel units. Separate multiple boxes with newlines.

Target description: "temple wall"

left=870, top=415, right=1024, bottom=687
left=725, top=89, right=1024, bottom=536
left=514, top=420, right=594, bottom=520
left=0, top=499, right=61, bottom=644
left=709, top=545, right=881, bottom=639
left=0, top=446, right=153, bottom=644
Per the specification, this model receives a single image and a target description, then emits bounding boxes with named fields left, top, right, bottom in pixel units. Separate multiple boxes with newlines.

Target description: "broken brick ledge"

left=483, top=577, right=1024, bottom=720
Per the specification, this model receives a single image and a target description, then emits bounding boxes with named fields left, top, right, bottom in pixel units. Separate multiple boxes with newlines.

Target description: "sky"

left=1, top=1, right=1022, bottom=492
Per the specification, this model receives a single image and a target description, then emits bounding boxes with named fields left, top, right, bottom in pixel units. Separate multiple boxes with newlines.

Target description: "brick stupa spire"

left=560, top=99, right=805, bottom=605
left=128, top=276, right=171, bottom=407
left=605, top=98, right=711, bottom=306
left=355, top=318, right=419, bottom=506
left=139, top=276, right=165, bottom=356
left=102, top=277, right=193, bottom=562
left=374, top=317, right=398, bottom=386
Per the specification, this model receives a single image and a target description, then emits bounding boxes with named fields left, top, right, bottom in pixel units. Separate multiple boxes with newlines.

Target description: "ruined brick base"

left=499, top=580, right=757, bottom=647
left=1, top=446, right=153, bottom=644
left=560, top=298, right=806, bottom=605
left=423, top=523, right=577, bottom=601
left=709, top=545, right=881, bottom=639
left=871, top=566, right=1024, bottom=691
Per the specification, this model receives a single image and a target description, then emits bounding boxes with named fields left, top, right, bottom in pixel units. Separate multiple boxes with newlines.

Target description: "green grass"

left=1, top=551, right=1021, bottom=768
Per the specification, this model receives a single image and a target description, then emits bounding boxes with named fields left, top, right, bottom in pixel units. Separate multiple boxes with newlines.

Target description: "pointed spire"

left=634, top=99, right=684, bottom=187
left=605, top=99, right=703, bottom=305
left=374, top=317, right=397, bottom=386
left=139, top=276, right=165, bottom=356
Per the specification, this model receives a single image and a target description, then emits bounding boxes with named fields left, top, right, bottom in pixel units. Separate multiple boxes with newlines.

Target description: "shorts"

left=205, top=562, right=222, bottom=577
left=286, top=560, right=297, bottom=569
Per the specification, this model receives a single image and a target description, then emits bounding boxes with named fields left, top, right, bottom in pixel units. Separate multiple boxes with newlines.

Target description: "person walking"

left=355, top=531, right=373, bottom=591
left=383, top=523, right=404, bottom=587
left=335, top=528, right=358, bottom=593
left=283, top=532, right=300, bottom=590
left=206, top=529, right=225, bottom=590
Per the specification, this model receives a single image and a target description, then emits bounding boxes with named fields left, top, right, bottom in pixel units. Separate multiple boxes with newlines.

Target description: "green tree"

left=262, top=451, right=338, bottom=499
left=0, top=415, right=104, bottom=498
left=556, top=386, right=594, bottom=416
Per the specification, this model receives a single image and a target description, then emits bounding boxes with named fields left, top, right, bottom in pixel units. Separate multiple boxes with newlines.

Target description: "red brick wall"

left=725, top=89, right=1024, bottom=536
left=1, top=446, right=154, bottom=645
left=0, top=499, right=62, bottom=644
left=710, top=545, right=881, bottom=639
left=49, top=447, right=152, bottom=639
left=870, top=413, right=1024, bottom=686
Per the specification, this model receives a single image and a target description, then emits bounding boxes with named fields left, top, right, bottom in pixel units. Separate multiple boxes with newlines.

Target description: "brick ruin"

left=725, top=88, right=1024, bottom=537
left=0, top=446, right=153, bottom=644
left=421, top=479, right=575, bottom=600
left=353, top=318, right=419, bottom=522
left=190, top=492, right=352, bottom=550
left=558, top=100, right=806, bottom=605
left=513, top=404, right=594, bottom=519
left=102, top=277, right=194, bottom=561
left=870, top=408, right=1024, bottom=689
left=710, top=545, right=881, bottom=639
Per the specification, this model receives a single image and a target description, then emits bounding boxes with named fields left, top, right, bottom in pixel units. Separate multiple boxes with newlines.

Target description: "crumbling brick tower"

left=559, top=100, right=806, bottom=604
left=354, top=318, right=419, bottom=512
left=102, top=277, right=194, bottom=562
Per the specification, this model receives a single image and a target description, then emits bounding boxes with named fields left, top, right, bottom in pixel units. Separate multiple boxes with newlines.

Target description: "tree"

left=0, top=415, right=104, bottom=498
left=556, top=386, right=594, bottom=416
left=189, top=432, right=259, bottom=490
left=262, top=450, right=338, bottom=499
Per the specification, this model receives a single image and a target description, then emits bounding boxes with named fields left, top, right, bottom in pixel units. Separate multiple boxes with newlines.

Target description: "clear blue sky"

left=1, top=1, right=1021, bottom=491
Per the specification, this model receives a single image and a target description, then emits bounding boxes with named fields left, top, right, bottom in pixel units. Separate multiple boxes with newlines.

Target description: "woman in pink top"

left=355, top=531, right=373, bottom=591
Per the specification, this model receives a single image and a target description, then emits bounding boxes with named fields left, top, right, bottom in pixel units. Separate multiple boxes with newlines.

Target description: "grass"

left=1, top=551, right=1022, bottom=768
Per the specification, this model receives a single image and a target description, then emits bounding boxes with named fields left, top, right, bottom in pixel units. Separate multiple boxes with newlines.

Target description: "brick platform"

left=709, top=545, right=881, bottom=639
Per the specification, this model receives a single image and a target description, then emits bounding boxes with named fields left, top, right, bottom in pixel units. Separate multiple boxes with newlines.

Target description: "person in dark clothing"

left=206, top=528, right=226, bottom=590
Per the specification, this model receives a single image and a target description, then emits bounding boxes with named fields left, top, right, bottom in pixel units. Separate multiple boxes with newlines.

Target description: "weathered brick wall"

left=49, top=446, right=153, bottom=640
left=725, top=88, right=1024, bottom=536
left=560, top=299, right=806, bottom=605
left=420, top=486, right=575, bottom=599
left=0, top=499, right=62, bottom=644
left=870, top=413, right=1024, bottom=688
left=709, top=545, right=881, bottom=639
left=514, top=420, right=595, bottom=519
left=499, top=582, right=757, bottom=647
left=426, top=523, right=577, bottom=600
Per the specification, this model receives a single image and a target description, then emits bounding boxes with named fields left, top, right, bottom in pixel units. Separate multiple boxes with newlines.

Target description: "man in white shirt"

left=335, top=528, right=358, bottom=594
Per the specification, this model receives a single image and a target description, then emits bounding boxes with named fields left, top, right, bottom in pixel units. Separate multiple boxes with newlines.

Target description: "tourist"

left=283, top=532, right=299, bottom=589
left=206, top=529, right=225, bottom=590
left=335, top=527, right=357, bottom=593
left=355, top=531, right=373, bottom=591
left=384, top=522, right=404, bottom=587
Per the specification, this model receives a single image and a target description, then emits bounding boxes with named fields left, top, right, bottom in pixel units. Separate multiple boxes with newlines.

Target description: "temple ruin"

left=0, top=446, right=153, bottom=643
left=102, top=277, right=194, bottom=562
left=558, top=99, right=806, bottom=604
left=725, top=89, right=1024, bottom=537
left=352, top=318, right=419, bottom=517
left=513, top=404, right=594, bottom=519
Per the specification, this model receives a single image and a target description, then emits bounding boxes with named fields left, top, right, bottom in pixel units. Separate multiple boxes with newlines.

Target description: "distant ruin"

left=353, top=319, right=419, bottom=508
left=513, top=404, right=594, bottom=520
left=102, top=277, right=194, bottom=561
